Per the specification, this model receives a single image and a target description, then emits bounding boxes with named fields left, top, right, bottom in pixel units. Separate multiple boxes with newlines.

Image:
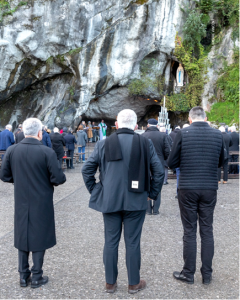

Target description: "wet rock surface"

left=0, top=163, right=238, bottom=299
left=0, top=0, right=186, bottom=130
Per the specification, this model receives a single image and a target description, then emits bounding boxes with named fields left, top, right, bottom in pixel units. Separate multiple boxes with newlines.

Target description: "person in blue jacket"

left=64, top=128, right=77, bottom=169
left=41, top=126, right=52, bottom=148
left=0, top=124, right=15, bottom=151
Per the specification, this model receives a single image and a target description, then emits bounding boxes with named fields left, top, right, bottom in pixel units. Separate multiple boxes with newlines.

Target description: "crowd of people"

left=0, top=119, right=108, bottom=168
left=0, top=107, right=239, bottom=293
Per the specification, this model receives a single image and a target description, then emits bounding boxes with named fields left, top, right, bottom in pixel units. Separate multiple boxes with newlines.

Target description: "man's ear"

left=204, top=117, right=207, bottom=122
left=116, top=121, right=119, bottom=130
left=134, top=124, right=138, bottom=131
left=188, top=117, right=192, bottom=124
left=38, top=130, right=43, bottom=141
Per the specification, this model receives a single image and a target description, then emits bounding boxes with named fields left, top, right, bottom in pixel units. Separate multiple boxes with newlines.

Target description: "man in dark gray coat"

left=0, top=118, right=66, bottom=289
left=168, top=106, right=225, bottom=285
left=82, top=109, right=164, bottom=294
left=142, top=119, right=170, bottom=215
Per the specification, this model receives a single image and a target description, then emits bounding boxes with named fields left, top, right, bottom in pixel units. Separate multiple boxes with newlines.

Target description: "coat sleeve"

left=168, top=130, right=182, bottom=169
left=148, top=140, right=164, bottom=200
left=10, top=132, right=15, bottom=145
left=47, top=134, right=52, bottom=148
left=84, top=132, right=88, bottom=143
left=81, top=142, right=100, bottom=193
left=163, top=135, right=170, bottom=160
left=218, top=136, right=225, bottom=168
left=62, top=136, right=66, bottom=146
left=0, top=147, right=13, bottom=183
left=229, top=136, right=233, bottom=148
left=47, top=150, right=66, bottom=186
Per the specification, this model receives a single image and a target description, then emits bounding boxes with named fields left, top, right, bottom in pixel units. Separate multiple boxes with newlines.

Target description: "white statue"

left=176, top=63, right=184, bottom=87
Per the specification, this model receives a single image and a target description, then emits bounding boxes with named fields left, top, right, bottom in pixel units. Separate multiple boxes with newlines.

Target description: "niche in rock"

left=171, top=61, right=188, bottom=92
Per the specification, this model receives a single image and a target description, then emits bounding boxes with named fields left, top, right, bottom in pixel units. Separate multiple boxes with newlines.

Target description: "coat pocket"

left=89, top=181, right=104, bottom=212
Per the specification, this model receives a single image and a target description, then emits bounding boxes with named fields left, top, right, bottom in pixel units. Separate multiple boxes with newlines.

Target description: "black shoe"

left=173, top=271, right=194, bottom=284
left=153, top=211, right=159, bottom=215
left=163, top=182, right=167, bottom=185
left=146, top=212, right=152, bottom=215
left=202, top=276, right=212, bottom=285
left=31, top=276, right=49, bottom=289
left=70, top=166, right=75, bottom=169
left=165, top=181, right=169, bottom=184
left=20, top=275, right=31, bottom=287
left=175, top=195, right=178, bottom=199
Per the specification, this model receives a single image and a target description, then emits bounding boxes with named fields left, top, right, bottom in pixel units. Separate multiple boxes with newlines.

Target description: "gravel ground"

left=0, top=165, right=238, bottom=299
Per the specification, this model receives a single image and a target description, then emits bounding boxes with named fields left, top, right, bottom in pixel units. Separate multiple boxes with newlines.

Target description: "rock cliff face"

left=0, top=0, right=187, bottom=130
left=202, top=28, right=238, bottom=112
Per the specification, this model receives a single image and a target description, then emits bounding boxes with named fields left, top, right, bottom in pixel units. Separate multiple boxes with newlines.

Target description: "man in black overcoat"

left=218, top=126, right=233, bottom=183
left=82, top=109, right=164, bottom=294
left=50, top=127, right=66, bottom=167
left=229, top=125, right=239, bottom=174
left=0, top=118, right=66, bottom=288
left=168, top=106, right=225, bottom=285
left=142, top=119, right=170, bottom=215
left=64, top=128, right=77, bottom=169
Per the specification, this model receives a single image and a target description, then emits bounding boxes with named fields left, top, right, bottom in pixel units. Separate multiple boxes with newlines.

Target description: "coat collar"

left=190, top=122, right=209, bottom=127
left=145, top=126, right=159, bottom=132
left=20, top=138, right=42, bottom=145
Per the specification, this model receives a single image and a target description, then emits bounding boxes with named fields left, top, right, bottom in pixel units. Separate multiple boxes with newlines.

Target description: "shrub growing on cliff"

left=207, top=47, right=239, bottom=125
left=216, top=47, right=239, bottom=105
left=128, top=58, right=165, bottom=98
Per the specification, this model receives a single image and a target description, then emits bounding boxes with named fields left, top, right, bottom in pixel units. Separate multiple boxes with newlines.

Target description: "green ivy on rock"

left=166, top=34, right=208, bottom=112
left=207, top=47, right=239, bottom=125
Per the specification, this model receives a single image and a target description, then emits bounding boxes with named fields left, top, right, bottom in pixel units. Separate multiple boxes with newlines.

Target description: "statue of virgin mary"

left=176, top=63, right=184, bottom=87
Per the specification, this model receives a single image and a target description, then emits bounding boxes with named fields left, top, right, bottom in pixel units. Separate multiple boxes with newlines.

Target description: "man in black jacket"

left=229, top=126, right=239, bottom=174
left=64, top=128, right=77, bottom=169
left=170, top=125, right=181, bottom=198
left=15, top=130, right=25, bottom=144
left=50, top=127, right=66, bottom=167
left=82, top=109, right=164, bottom=294
left=168, top=106, right=225, bottom=285
left=0, top=118, right=66, bottom=288
left=142, top=119, right=170, bottom=215
left=218, top=126, right=233, bottom=183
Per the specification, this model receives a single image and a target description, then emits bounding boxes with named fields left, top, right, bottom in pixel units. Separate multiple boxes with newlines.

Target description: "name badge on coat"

left=131, top=181, right=139, bottom=189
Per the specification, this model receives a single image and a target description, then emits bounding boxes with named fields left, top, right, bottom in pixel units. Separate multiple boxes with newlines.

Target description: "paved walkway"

left=0, top=165, right=239, bottom=299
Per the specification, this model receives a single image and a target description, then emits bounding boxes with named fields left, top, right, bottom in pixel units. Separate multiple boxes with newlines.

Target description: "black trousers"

left=58, top=158, right=63, bottom=168
left=102, top=210, right=146, bottom=285
left=164, top=167, right=168, bottom=183
left=229, top=155, right=239, bottom=174
left=18, top=250, right=45, bottom=281
left=178, top=189, right=217, bottom=280
left=147, top=193, right=161, bottom=214
left=218, top=159, right=228, bottom=181
left=66, top=150, right=74, bottom=168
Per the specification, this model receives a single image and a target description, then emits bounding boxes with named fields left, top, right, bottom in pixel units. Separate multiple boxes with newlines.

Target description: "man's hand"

left=147, top=197, right=152, bottom=201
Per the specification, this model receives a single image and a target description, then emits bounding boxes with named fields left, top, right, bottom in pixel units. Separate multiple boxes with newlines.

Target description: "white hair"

left=23, top=118, right=42, bottom=136
left=231, top=125, right=236, bottom=132
left=160, top=127, right=166, bottom=132
left=219, top=126, right=225, bottom=133
left=53, top=127, right=59, bottom=133
left=117, top=109, right=137, bottom=130
left=6, top=124, right=12, bottom=130
left=183, top=124, right=190, bottom=128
